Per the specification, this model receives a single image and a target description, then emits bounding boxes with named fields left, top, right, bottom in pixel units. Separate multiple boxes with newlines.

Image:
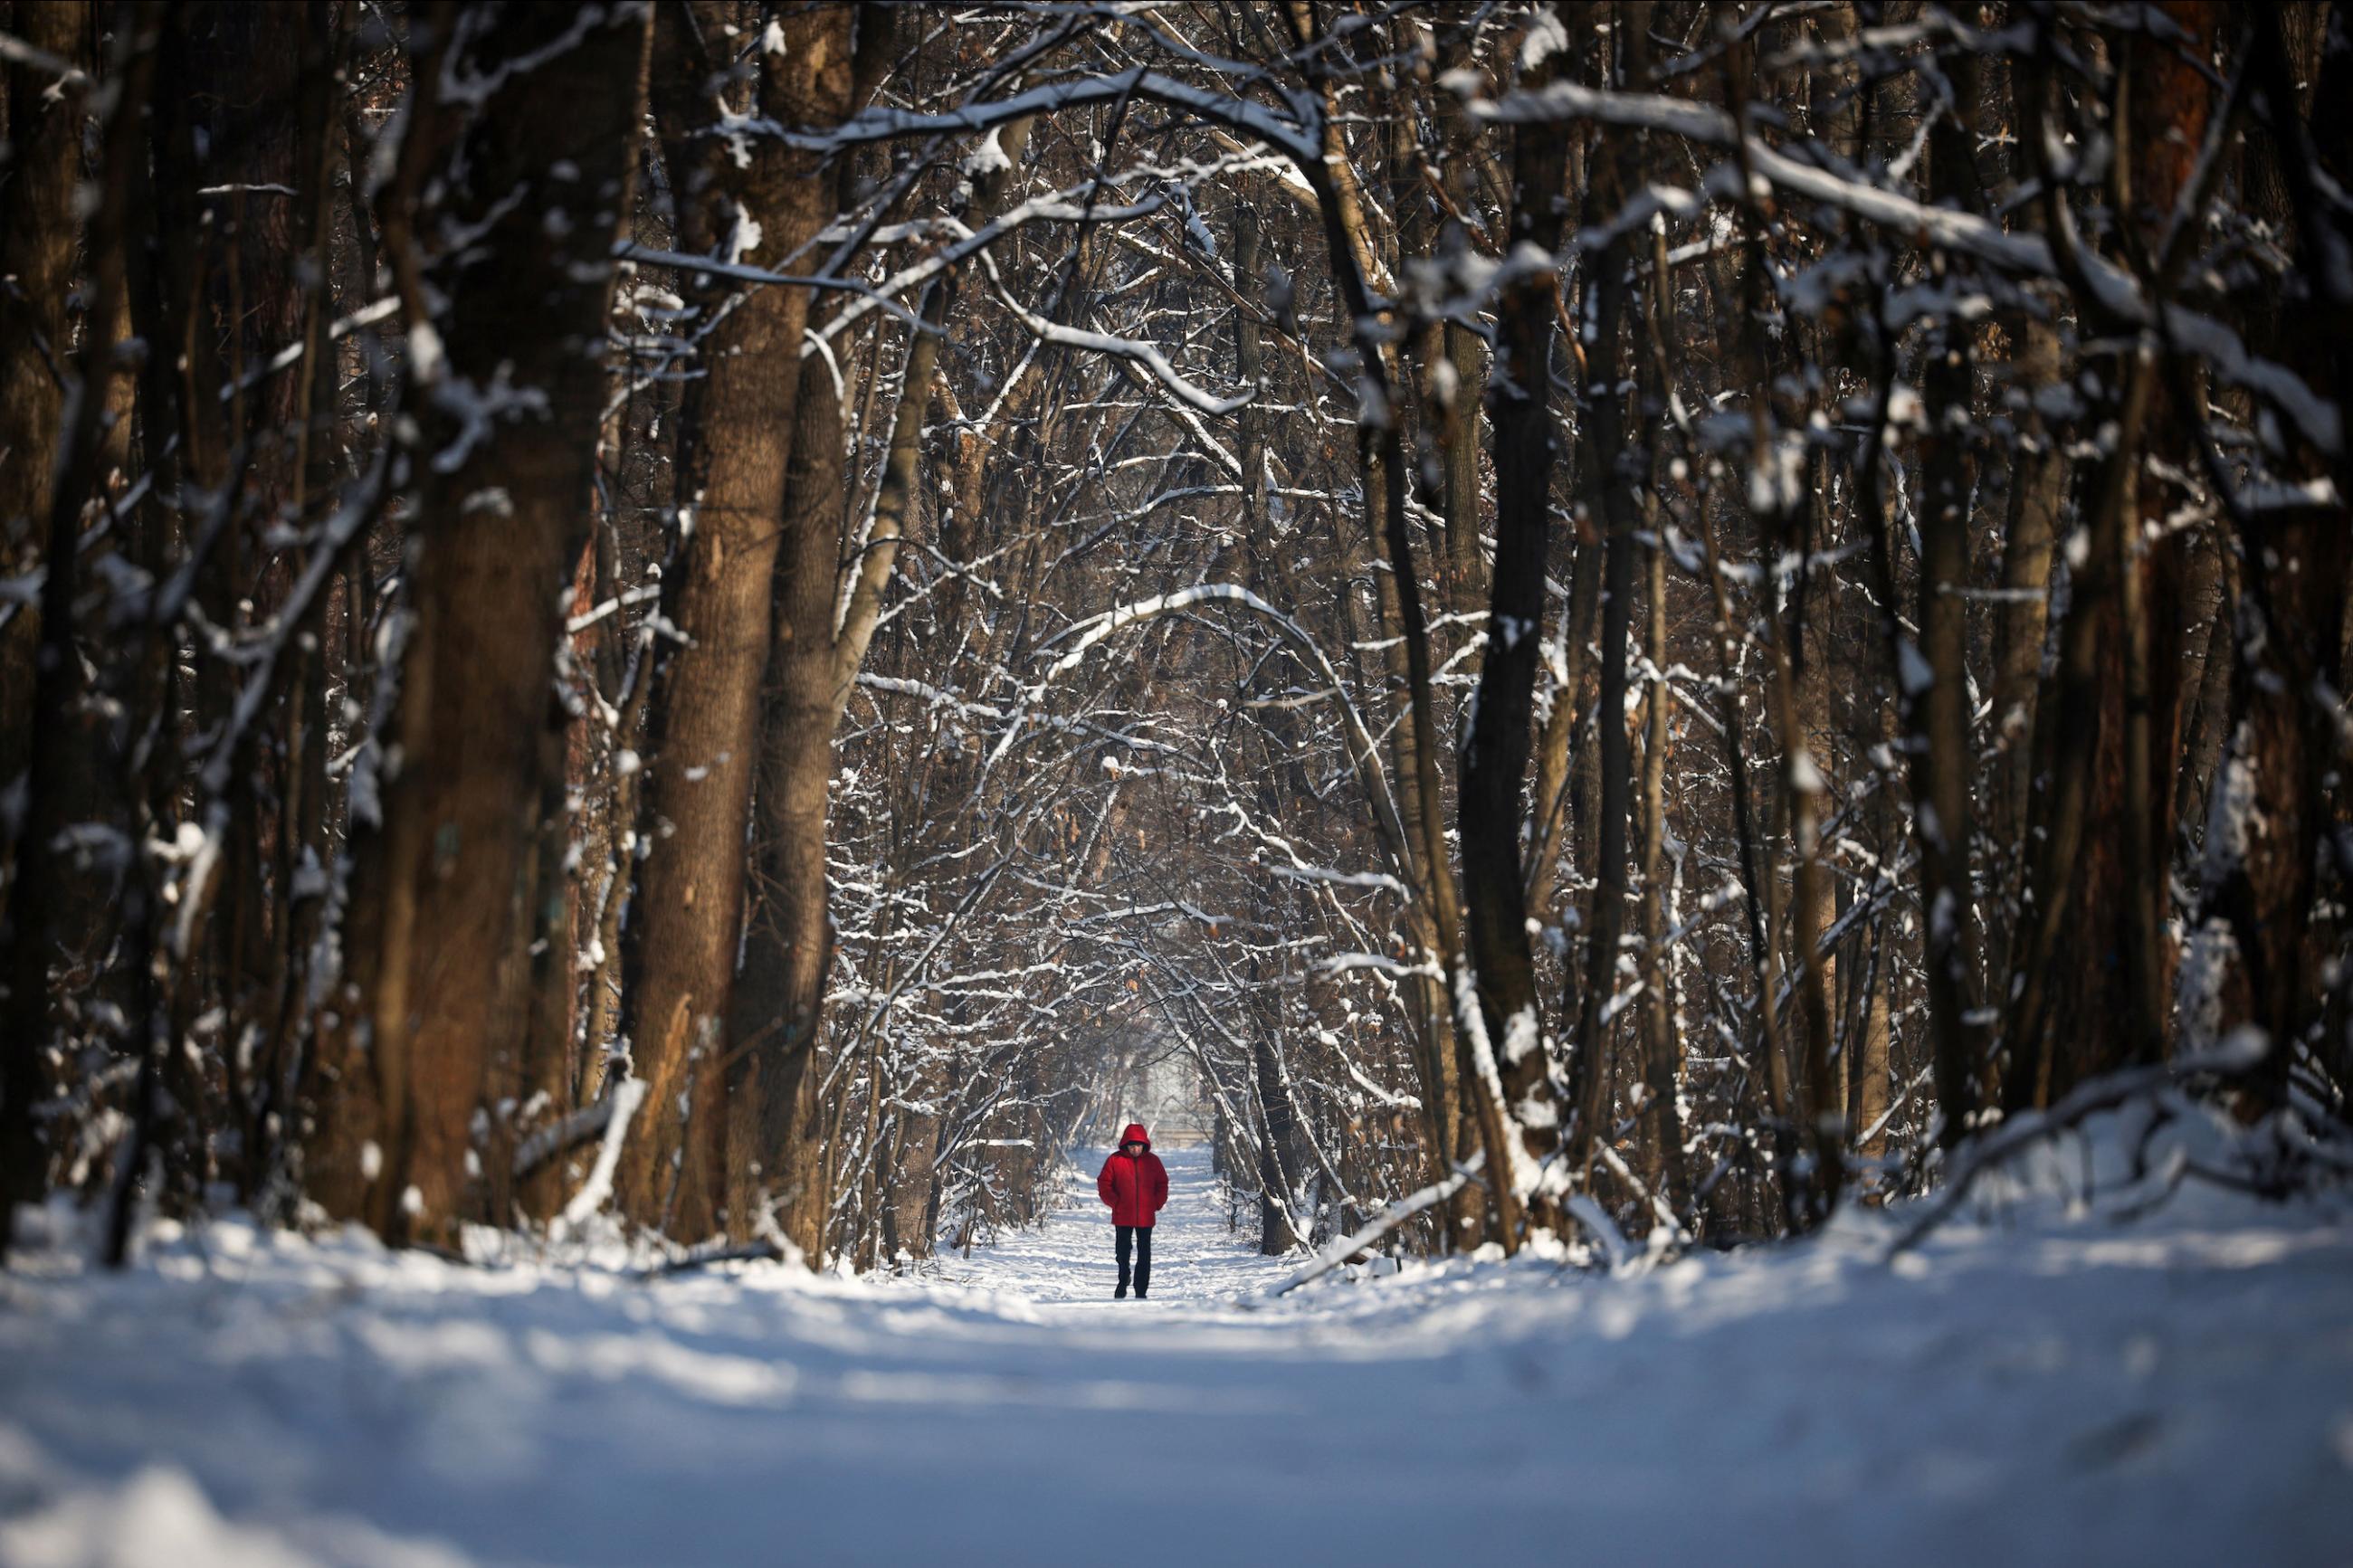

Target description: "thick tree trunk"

left=617, top=3, right=863, bottom=1240
left=0, top=1, right=154, bottom=1259
left=2002, top=358, right=2153, bottom=1109
left=733, top=344, right=845, bottom=1251
left=2010, top=11, right=2219, bottom=1102
left=2178, top=7, right=2353, bottom=1102
left=0, top=0, right=91, bottom=1256
left=0, top=0, right=83, bottom=796
left=2114, top=5, right=2222, bottom=1071
left=743, top=96, right=1016, bottom=1256
left=347, top=0, right=648, bottom=1246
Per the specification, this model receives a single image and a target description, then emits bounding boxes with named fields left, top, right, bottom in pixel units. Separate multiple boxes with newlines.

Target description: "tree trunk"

left=0, top=0, right=84, bottom=795
left=1252, top=1028, right=1303, bottom=1254
left=1986, top=312, right=2062, bottom=985
left=2009, top=11, right=2219, bottom=1103
left=616, top=2, right=864, bottom=1240
left=347, top=0, right=649, bottom=1245
left=743, top=94, right=1018, bottom=1256
left=2177, top=8, right=2353, bottom=1102
left=1458, top=4, right=1572, bottom=1235
left=1636, top=526, right=1689, bottom=1215
left=0, top=0, right=152, bottom=1259
left=1565, top=6, right=1652, bottom=1205
left=733, top=343, right=846, bottom=1250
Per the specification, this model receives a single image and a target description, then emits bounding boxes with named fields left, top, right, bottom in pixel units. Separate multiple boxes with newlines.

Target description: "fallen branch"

left=551, top=1079, right=646, bottom=1239
left=1881, top=1037, right=2266, bottom=1261
left=513, top=1092, right=628, bottom=1183
left=1250, top=1152, right=1482, bottom=1304
left=633, top=1239, right=787, bottom=1280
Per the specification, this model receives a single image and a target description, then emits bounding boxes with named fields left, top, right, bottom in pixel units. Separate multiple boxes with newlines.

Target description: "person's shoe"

left=1114, top=1285, right=1128, bottom=1299
left=1134, top=1289, right=1148, bottom=1300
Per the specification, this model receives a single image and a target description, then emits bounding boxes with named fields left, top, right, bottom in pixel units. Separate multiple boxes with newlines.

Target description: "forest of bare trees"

left=2, top=0, right=2348, bottom=1276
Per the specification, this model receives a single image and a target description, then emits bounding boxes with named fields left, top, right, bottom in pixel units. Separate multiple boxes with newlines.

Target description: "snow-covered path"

left=3, top=1146, right=2351, bottom=1567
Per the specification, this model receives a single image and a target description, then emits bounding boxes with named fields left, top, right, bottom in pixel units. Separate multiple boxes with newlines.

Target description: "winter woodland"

left=1, top=2, right=2350, bottom=1563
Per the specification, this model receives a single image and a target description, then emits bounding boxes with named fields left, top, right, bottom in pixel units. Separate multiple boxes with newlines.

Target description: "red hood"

left=1119, top=1123, right=1151, bottom=1150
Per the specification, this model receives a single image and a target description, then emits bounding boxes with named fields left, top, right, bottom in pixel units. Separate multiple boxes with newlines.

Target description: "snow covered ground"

left=3, top=1144, right=2350, bottom=1567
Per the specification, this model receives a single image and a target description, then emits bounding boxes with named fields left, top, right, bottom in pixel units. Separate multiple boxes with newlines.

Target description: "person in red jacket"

left=1095, top=1123, right=1168, bottom=1299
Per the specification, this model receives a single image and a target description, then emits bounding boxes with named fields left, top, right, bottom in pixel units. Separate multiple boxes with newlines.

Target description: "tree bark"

left=1458, top=1, right=1572, bottom=1235
left=346, top=0, right=649, bottom=1245
left=0, top=0, right=84, bottom=796
left=743, top=96, right=1023, bottom=1256
left=1635, top=516, right=1689, bottom=1216
left=616, top=2, right=867, bottom=1240
left=0, top=0, right=153, bottom=1259
left=2178, top=7, right=2352, bottom=1103
left=1564, top=8, right=1652, bottom=1207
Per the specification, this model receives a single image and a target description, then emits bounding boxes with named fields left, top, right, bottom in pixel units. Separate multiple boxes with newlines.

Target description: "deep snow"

left=2, top=1143, right=2349, bottom=1567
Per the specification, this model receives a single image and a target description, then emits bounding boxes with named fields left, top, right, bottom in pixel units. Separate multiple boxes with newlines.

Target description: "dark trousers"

left=1116, top=1224, right=1152, bottom=1295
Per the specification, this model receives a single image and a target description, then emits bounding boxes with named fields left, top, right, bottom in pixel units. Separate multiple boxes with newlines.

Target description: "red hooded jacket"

left=1096, top=1124, right=1169, bottom=1229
